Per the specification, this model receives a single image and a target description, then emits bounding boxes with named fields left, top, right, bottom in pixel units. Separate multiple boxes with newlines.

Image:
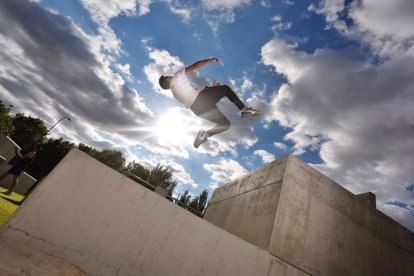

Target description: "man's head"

left=159, top=75, right=172, bottom=90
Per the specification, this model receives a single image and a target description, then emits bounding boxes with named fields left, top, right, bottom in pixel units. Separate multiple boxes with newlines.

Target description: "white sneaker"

left=194, top=130, right=208, bottom=148
left=241, top=107, right=262, bottom=118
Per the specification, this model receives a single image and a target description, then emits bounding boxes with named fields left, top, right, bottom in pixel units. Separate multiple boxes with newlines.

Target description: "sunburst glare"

left=154, top=109, right=200, bottom=146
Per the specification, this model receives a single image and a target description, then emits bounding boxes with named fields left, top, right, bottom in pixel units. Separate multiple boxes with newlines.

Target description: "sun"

left=154, top=110, right=199, bottom=146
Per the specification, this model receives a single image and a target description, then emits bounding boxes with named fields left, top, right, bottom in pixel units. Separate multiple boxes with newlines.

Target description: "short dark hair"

left=159, top=75, right=171, bottom=90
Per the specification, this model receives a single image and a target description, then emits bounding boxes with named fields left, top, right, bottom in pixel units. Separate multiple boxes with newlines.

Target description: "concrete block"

left=206, top=180, right=282, bottom=249
left=205, top=154, right=414, bottom=276
left=0, top=136, right=19, bottom=162
left=356, top=192, right=376, bottom=208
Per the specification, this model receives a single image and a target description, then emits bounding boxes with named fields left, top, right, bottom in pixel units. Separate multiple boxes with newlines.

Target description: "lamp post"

left=46, top=116, right=71, bottom=135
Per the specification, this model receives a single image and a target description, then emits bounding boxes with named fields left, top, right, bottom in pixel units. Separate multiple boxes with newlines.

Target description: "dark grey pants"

left=190, top=85, right=245, bottom=137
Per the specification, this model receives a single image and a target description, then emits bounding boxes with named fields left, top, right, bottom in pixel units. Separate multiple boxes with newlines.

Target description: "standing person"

left=159, top=57, right=261, bottom=148
left=0, top=146, right=37, bottom=195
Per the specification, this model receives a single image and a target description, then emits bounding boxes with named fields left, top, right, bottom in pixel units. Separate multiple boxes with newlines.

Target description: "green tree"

left=188, top=189, right=209, bottom=217
left=148, top=164, right=177, bottom=189
left=0, top=100, right=14, bottom=136
left=11, top=113, right=48, bottom=146
left=94, top=149, right=125, bottom=172
left=124, top=161, right=151, bottom=181
left=123, top=162, right=177, bottom=197
left=178, top=190, right=191, bottom=208
left=77, top=143, right=99, bottom=157
left=27, top=138, right=75, bottom=179
left=166, top=182, right=177, bottom=198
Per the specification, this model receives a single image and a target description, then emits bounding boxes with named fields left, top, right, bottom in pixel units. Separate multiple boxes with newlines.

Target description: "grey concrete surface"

left=0, top=136, right=19, bottom=162
left=0, top=237, right=86, bottom=276
left=205, top=154, right=414, bottom=276
left=0, top=149, right=309, bottom=276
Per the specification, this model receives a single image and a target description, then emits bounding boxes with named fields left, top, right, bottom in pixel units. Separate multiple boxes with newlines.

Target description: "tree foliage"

left=0, top=101, right=14, bottom=136
left=124, top=161, right=151, bottom=181
left=77, top=143, right=99, bottom=157
left=188, top=189, right=209, bottom=217
left=11, top=113, right=48, bottom=146
left=26, top=138, right=75, bottom=179
left=178, top=190, right=191, bottom=207
left=148, top=164, right=177, bottom=189
left=94, top=149, right=125, bottom=172
left=123, top=162, right=178, bottom=196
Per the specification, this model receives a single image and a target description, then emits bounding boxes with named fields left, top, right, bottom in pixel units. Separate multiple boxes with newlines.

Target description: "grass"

left=0, top=186, right=24, bottom=227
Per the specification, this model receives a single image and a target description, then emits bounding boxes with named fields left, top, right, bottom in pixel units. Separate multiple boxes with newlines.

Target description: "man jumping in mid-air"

left=159, top=57, right=261, bottom=148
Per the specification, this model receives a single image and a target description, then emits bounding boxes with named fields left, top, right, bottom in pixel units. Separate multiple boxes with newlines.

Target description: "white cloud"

left=260, top=0, right=271, bottom=8
left=261, top=37, right=414, bottom=230
left=254, top=149, right=275, bottom=164
left=79, top=0, right=139, bottom=53
left=115, top=63, right=132, bottom=80
left=274, top=142, right=288, bottom=151
left=309, top=0, right=414, bottom=58
left=202, top=0, right=252, bottom=11
left=159, top=159, right=198, bottom=188
left=271, top=14, right=292, bottom=32
left=202, top=0, right=252, bottom=34
left=203, top=158, right=248, bottom=188
left=229, top=74, right=254, bottom=97
left=79, top=0, right=194, bottom=53
left=241, top=77, right=253, bottom=93
left=137, top=0, right=154, bottom=16
left=282, top=0, right=294, bottom=6
left=381, top=203, right=414, bottom=231
left=169, top=5, right=192, bottom=24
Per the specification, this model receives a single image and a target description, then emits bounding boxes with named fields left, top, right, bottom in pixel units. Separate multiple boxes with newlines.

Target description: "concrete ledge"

left=356, top=192, right=376, bottom=208
left=209, top=155, right=288, bottom=204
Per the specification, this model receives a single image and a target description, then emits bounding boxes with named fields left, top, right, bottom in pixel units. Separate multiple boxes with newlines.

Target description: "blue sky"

left=1, top=0, right=414, bottom=231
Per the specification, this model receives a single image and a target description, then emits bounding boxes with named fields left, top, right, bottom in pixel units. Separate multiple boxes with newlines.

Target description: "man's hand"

left=14, top=147, right=23, bottom=159
left=210, top=57, right=219, bottom=63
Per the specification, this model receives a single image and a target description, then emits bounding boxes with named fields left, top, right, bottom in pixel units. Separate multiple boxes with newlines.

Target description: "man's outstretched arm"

left=185, top=57, right=219, bottom=74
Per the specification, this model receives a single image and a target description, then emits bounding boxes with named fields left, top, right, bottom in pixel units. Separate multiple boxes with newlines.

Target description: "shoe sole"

left=242, top=112, right=262, bottom=118
left=194, top=131, right=207, bottom=148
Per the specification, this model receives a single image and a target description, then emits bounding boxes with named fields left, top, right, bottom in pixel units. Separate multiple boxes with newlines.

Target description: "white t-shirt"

left=170, top=68, right=201, bottom=108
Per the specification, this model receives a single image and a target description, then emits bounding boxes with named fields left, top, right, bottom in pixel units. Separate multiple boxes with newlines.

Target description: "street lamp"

left=46, top=116, right=71, bottom=135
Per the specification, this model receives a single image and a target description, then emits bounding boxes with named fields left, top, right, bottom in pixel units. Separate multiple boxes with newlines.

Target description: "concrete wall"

left=0, top=149, right=309, bottom=276
left=205, top=156, right=288, bottom=249
left=0, top=136, right=19, bottom=162
left=205, top=154, right=414, bottom=276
